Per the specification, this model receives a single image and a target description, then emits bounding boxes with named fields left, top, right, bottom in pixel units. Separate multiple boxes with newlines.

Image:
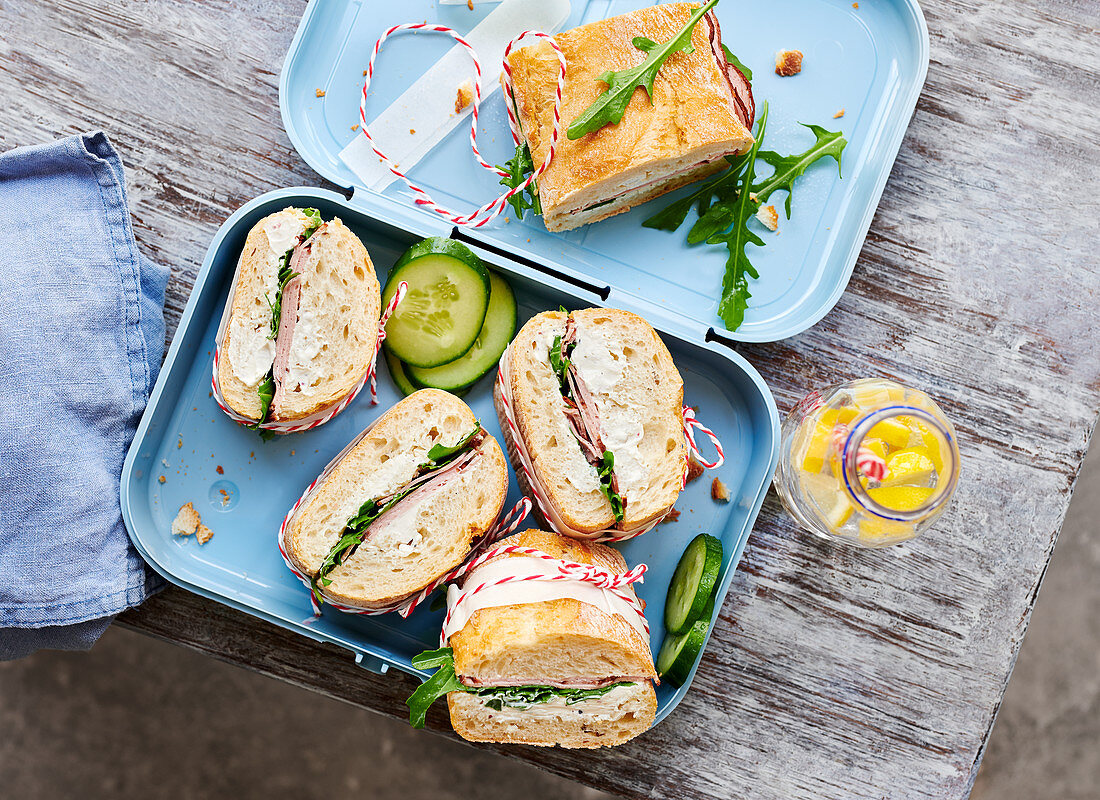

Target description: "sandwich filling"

left=309, top=426, right=486, bottom=604
left=249, top=208, right=323, bottom=428
left=549, top=315, right=627, bottom=522
left=406, top=647, right=642, bottom=729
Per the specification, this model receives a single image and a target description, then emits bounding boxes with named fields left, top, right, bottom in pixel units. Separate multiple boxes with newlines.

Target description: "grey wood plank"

left=2, top=0, right=1099, bottom=798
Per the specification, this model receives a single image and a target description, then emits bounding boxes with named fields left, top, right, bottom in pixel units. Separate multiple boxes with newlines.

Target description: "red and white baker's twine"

left=439, top=545, right=649, bottom=646
left=496, top=365, right=725, bottom=543
left=831, top=424, right=887, bottom=482
left=212, top=281, right=407, bottom=434
left=277, top=468, right=532, bottom=617
left=358, top=23, right=566, bottom=228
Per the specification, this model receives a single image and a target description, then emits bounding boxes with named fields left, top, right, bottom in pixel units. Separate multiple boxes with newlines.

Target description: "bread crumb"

left=409, top=128, right=416, bottom=134
left=775, top=49, right=803, bottom=77
left=756, top=205, right=779, bottom=232
left=686, top=455, right=705, bottom=484
left=158, top=475, right=166, bottom=484
left=363, top=69, right=369, bottom=76
left=315, top=88, right=326, bottom=98
left=351, top=123, right=359, bottom=131
left=171, top=502, right=201, bottom=537
left=196, top=523, right=214, bottom=545
left=711, top=478, right=730, bottom=503
left=467, top=0, right=474, bottom=8
left=455, top=80, right=474, bottom=114
left=852, top=2, right=859, bottom=7
left=661, top=508, right=681, bottom=524
left=833, top=108, right=845, bottom=119
left=177, top=438, right=183, bottom=449
left=290, top=450, right=296, bottom=456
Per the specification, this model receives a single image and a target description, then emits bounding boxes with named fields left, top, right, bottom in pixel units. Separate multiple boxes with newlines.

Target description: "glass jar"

left=774, top=379, right=961, bottom=547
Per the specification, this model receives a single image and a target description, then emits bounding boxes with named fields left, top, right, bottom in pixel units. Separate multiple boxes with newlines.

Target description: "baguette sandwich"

left=281, top=389, right=508, bottom=609
left=504, top=2, right=755, bottom=232
left=408, top=529, right=658, bottom=747
left=216, top=207, right=381, bottom=427
left=495, top=308, right=687, bottom=538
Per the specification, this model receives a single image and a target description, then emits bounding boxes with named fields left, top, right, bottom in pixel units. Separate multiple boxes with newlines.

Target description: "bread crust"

left=506, top=3, right=754, bottom=229
left=284, top=389, right=508, bottom=608
left=449, top=530, right=657, bottom=683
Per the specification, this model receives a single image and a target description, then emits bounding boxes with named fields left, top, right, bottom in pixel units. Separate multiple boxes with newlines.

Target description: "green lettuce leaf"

left=406, top=648, right=636, bottom=727
left=597, top=450, right=626, bottom=522
left=497, top=142, right=541, bottom=220
left=721, top=43, right=752, bottom=81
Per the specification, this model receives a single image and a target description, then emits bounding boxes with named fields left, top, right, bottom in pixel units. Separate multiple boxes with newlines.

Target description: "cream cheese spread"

left=262, top=214, right=302, bottom=255
left=470, top=683, right=640, bottom=724
left=226, top=248, right=281, bottom=387
left=568, top=325, right=650, bottom=496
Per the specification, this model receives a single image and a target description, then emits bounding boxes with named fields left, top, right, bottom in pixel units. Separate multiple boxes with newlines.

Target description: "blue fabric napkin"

left=0, top=132, right=169, bottom=659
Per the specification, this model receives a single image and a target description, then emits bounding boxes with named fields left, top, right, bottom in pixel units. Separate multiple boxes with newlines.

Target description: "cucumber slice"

left=382, top=238, right=491, bottom=368
left=384, top=348, right=420, bottom=397
left=664, top=533, right=723, bottom=635
left=657, top=596, right=714, bottom=687
left=406, top=271, right=517, bottom=392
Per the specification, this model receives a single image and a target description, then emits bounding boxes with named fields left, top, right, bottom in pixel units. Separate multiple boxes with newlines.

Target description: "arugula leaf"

left=548, top=334, right=573, bottom=394
left=597, top=450, right=626, bottom=522
left=405, top=648, right=635, bottom=727
left=246, top=371, right=277, bottom=440
left=752, top=124, right=846, bottom=218
left=567, top=0, right=719, bottom=139
left=497, top=142, right=541, bottom=220
left=707, top=102, right=769, bottom=330
left=641, top=154, right=749, bottom=232
left=640, top=100, right=847, bottom=332
left=424, top=425, right=482, bottom=465
left=407, top=648, right=467, bottom=729
left=721, top=43, right=752, bottom=81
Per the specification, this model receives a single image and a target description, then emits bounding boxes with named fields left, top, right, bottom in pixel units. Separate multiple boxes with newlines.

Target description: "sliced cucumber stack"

left=407, top=271, right=517, bottom=392
left=657, top=596, right=713, bottom=688
left=384, top=348, right=420, bottom=398
left=664, top=533, right=722, bottom=634
left=382, top=238, right=491, bottom=368
left=657, top=533, right=724, bottom=687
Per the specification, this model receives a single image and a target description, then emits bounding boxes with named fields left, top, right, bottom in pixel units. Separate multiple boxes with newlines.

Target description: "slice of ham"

left=704, top=10, right=755, bottom=129
left=459, top=675, right=649, bottom=690
left=271, top=228, right=321, bottom=412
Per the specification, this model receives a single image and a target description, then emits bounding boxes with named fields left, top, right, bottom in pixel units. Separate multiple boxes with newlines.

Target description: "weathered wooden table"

left=5, top=1, right=1098, bottom=797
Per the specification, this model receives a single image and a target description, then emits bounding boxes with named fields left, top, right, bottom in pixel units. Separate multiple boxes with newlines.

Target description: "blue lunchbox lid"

left=279, top=0, right=928, bottom=342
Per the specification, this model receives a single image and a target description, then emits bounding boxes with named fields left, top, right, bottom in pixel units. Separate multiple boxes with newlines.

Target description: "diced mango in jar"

left=869, top=417, right=915, bottom=449
left=858, top=518, right=913, bottom=544
left=848, top=382, right=906, bottom=410
left=881, top=448, right=936, bottom=488
left=820, top=407, right=859, bottom=427
left=799, top=418, right=836, bottom=473
left=867, top=485, right=935, bottom=512
left=862, top=437, right=887, bottom=461
left=897, top=416, right=946, bottom=474
left=799, top=472, right=853, bottom=531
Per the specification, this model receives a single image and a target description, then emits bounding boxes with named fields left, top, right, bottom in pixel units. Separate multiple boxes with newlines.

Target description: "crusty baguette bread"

left=450, top=530, right=657, bottom=683
left=219, top=208, right=312, bottom=420
left=500, top=308, right=686, bottom=533
left=505, top=3, right=754, bottom=232
left=448, top=681, right=657, bottom=748
left=218, top=210, right=381, bottom=422
left=283, top=389, right=507, bottom=608
left=447, top=529, right=657, bottom=747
